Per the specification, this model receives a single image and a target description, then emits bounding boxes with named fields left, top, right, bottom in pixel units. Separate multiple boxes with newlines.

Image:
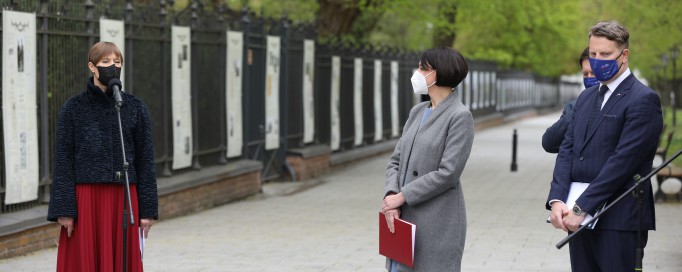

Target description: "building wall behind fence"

left=0, top=0, right=578, bottom=215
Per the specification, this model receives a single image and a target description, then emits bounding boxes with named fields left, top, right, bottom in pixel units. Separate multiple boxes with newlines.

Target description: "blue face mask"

left=583, top=77, right=599, bottom=89
left=588, top=50, right=624, bottom=82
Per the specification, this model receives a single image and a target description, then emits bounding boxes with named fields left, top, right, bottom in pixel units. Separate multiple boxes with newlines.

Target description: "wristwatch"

left=572, top=203, right=586, bottom=216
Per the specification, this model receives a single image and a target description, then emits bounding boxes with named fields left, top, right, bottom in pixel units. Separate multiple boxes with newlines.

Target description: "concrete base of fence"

left=502, top=109, right=539, bottom=123
left=474, top=112, right=505, bottom=131
left=0, top=159, right=262, bottom=259
left=157, top=159, right=262, bottom=219
left=0, top=206, right=57, bottom=259
left=330, top=139, right=399, bottom=168
left=285, top=144, right=332, bottom=181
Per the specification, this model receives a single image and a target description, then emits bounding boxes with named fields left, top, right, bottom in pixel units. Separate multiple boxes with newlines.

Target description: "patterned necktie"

left=587, top=85, right=608, bottom=132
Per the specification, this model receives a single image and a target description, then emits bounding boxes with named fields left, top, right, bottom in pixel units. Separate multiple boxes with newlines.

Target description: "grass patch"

left=660, top=106, right=682, bottom=166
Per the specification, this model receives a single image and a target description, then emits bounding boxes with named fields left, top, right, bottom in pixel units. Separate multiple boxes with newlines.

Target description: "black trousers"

left=568, top=229, right=648, bottom=272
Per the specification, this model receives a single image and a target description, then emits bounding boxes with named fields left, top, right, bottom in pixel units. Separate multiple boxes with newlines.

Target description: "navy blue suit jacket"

left=546, top=73, right=662, bottom=231
left=542, top=99, right=577, bottom=153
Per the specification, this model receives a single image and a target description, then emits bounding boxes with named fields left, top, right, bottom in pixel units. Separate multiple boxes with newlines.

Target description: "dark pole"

left=125, top=1, right=134, bottom=94
left=671, top=46, right=679, bottom=127
left=240, top=9, right=251, bottom=159
left=511, top=129, right=518, bottom=172
left=190, top=0, right=202, bottom=170
left=662, top=53, right=669, bottom=125
left=278, top=16, right=297, bottom=181
left=39, top=0, right=50, bottom=202
left=160, top=0, right=172, bottom=176
left=85, top=0, right=95, bottom=46
left=115, top=97, right=135, bottom=272
left=218, top=4, right=228, bottom=164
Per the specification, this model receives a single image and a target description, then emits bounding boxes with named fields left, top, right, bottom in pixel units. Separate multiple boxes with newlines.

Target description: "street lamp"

left=653, top=65, right=663, bottom=119
left=653, top=65, right=661, bottom=91
left=670, top=45, right=679, bottom=127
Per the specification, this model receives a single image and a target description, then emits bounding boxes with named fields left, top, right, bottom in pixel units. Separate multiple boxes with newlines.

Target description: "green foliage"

left=209, top=0, right=682, bottom=78
left=455, top=0, right=586, bottom=76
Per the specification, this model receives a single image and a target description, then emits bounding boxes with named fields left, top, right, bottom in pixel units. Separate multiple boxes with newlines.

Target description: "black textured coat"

left=47, top=77, right=158, bottom=221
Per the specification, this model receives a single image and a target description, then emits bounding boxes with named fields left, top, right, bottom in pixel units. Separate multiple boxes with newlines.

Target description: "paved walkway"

left=1, top=113, right=681, bottom=271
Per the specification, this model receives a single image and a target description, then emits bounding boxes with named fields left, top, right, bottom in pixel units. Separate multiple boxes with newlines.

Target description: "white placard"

left=390, top=61, right=399, bottom=137
left=302, top=39, right=315, bottom=144
left=353, top=58, right=363, bottom=146
left=171, top=26, right=193, bottom=170
left=373, top=60, right=383, bottom=142
left=2, top=10, right=39, bottom=204
left=330, top=56, right=341, bottom=151
left=265, top=36, right=280, bottom=150
left=226, top=31, right=243, bottom=158
left=471, top=71, right=478, bottom=110
left=99, top=18, right=125, bottom=85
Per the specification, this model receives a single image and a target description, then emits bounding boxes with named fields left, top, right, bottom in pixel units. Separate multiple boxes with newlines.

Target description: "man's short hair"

left=419, top=47, right=468, bottom=89
left=589, top=20, right=629, bottom=49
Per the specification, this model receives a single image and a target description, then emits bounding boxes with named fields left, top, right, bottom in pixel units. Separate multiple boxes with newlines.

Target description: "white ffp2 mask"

left=411, top=70, right=435, bottom=95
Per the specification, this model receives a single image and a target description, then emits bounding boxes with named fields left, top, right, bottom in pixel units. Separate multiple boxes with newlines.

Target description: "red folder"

left=379, top=212, right=416, bottom=268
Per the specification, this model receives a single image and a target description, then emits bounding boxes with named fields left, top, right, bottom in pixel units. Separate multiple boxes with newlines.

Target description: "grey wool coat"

left=384, top=91, right=474, bottom=272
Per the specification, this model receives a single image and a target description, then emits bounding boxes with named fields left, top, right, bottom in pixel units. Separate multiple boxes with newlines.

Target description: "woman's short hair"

left=578, top=47, right=589, bottom=67
left=88, top=41, right=123, bottom=65
left=419, top=47, right=468, bottom=89
left=589, top=20, right=629, bottom=49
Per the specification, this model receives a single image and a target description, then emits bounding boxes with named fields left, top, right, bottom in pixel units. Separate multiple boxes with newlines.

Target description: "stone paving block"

left=0, top=112, right=681, bottom=271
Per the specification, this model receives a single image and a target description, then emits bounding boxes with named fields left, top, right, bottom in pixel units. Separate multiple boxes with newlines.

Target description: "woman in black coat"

left=47, top=41, right=158, bottom=272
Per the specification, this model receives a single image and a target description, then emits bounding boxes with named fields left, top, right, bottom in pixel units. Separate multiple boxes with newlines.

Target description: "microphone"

left=108, top=78, right=123, bottom=107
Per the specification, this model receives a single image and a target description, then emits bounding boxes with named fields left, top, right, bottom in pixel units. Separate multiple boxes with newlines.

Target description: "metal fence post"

left=125, top=0, right=134, bottom=94
left=39, top=0, right=50, bottom=203
left=85, top=0, right=95, bottom=46
left=218, top=3, right=228, bottom=164
left=240, top=8, right=250, bottom=159
left=278, top=16, right=296, bottom=181
left=190, top=0, right=202, bottom=170
left=160, top=0, right=172, bottom=176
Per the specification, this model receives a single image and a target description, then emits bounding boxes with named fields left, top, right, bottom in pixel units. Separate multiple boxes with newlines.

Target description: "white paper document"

left=546, top=182, right=606, bottom=229
left=139, top=227, right=145, bottom=260
left=566, top=182, right=604, bottom=229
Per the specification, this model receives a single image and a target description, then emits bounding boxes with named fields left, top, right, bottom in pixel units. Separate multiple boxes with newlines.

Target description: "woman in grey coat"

left=381, top=47, right=474, bottom=272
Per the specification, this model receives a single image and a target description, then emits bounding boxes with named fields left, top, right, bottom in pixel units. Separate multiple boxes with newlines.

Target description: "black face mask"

left=96, top=64, right=121, bottom=86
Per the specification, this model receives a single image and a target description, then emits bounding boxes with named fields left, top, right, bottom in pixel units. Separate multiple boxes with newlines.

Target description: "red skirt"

left=56, top=183, right=144, bottom=272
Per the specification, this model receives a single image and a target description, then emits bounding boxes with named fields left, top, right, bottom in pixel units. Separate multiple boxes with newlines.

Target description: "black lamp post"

left=662, top=53, right=670, bottom=123
left=670, top=45, right=679, bottom=127
left=653, top=65, right=660, bottom=91
left=653, top=65, right=664, bottom=120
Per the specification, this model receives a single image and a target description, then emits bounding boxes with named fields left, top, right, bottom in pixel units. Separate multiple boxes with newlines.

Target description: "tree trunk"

left=316, top=0, right=363, bottom=39
left=316, top=0, right=384, bottom=43
left=431, top=5, right=457, bottom=47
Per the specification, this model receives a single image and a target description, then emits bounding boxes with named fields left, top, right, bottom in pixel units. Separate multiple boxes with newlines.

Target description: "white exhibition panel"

left=2, top=10, right=39, bottom=204
left=99, top=18, right=125, bottom=85
left=265, top=35, right=281, bottom=150
left=390, top=61, right=399, bottom=137
left=353, top=58, right=363, bottom=146
left=373, top=60, right=383, bottom=142
left=330, top=56, right=341, bottom=151
left=171, top=26, right=193, bottom=170
left=226, top=30, right=243, bottom=158
left=302, top=39, right=315, bottom=144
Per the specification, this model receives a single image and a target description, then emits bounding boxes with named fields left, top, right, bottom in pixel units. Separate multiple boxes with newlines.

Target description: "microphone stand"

left=114, top=90, right=135, bottom=272
left=556, top=148, right=682, bottom=271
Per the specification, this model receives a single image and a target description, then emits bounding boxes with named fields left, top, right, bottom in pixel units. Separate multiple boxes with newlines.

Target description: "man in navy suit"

left=542, top=48, right=598, bottom=153
left=546, top=21, right=662, bottom=271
